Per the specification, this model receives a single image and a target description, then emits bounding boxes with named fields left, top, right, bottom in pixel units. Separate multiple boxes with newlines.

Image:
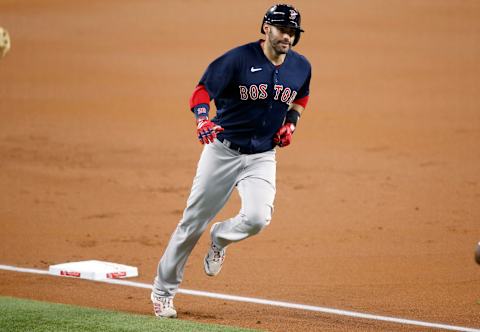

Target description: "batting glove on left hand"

left=274, top=123, right=295, bottom=147
left=197, top=118, right=224, bottom=144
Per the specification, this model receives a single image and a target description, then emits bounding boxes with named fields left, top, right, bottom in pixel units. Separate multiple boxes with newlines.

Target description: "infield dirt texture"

left=0, top=1, right=479, bottom=331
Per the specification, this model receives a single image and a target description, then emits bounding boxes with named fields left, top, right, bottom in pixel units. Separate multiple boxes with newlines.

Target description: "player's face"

left=265, top=24, right=296, bottom=55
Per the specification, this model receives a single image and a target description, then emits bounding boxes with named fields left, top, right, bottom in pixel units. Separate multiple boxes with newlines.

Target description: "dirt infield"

left=1, top=1, right=479, bottom=331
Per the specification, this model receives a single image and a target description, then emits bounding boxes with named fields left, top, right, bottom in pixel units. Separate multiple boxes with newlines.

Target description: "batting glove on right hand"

left=196, top=118, right=224, bottom=144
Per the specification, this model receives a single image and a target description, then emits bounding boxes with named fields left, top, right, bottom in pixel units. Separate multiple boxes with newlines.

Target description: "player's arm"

left=190, top=85, right=224, bottom=145
left=287, top=95, right=308, bottom=126
left=274, top=96, right=309, bottom=147
left=190, top=51, right=238, bottom=145
left=289, top=102, right=304, bottom=115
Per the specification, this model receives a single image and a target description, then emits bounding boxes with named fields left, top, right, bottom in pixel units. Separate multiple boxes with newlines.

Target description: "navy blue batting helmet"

left=260, top=4, right=304, bottom=46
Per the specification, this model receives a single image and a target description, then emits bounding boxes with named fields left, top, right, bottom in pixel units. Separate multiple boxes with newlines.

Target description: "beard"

left=267, top=30, right=292, bottom=55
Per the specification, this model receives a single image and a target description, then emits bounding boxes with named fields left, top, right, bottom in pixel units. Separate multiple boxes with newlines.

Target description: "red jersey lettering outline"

left=273, top=84, right=283, bottom=100
left=239, top=85, right=248, bottom=100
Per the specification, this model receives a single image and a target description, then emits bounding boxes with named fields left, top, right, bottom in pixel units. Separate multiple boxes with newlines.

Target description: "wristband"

left=285, top=109, right=301, bottom=127
left=193, top=103, right=210, bottom=120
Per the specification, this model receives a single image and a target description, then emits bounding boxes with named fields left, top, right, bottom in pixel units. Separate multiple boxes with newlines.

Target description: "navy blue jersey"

left=199, top=40, right=311, bottom=153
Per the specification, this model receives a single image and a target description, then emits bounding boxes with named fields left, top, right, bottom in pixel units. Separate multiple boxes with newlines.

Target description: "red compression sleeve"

left=189, top=85, right=211, bottom=110
left=292, top=95, right=309, bottom=108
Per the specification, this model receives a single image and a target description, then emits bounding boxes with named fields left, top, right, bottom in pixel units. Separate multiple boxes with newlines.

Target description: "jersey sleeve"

left=198, top=50, right=238, bottom=100
left=293, top=64, right=311, bottom=108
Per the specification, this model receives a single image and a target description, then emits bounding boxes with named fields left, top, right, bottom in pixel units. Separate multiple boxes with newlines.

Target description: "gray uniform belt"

left=218, top=137, right=253, bottom=154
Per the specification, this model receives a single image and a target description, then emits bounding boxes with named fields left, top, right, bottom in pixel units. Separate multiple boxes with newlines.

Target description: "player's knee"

left=178, top=219, right=209, bottom=240
left=244, top=205, right=272, bottom=235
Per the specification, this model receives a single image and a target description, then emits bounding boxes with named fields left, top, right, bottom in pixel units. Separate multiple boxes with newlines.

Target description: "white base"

left=48, top=260, right=138, bottom=280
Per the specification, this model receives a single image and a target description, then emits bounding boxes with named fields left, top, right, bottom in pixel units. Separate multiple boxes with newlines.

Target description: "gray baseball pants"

left=153, top=138, right=276, bottom=297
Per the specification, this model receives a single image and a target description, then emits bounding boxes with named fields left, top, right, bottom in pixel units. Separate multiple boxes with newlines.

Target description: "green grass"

left=0, top=296, right=258, bottom=332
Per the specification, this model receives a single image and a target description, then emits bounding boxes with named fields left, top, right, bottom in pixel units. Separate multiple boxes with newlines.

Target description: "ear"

left=262, top=23, right=270, bottom=34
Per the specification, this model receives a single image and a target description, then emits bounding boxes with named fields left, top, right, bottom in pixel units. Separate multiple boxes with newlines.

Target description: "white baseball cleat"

left=151, top=293, right=177, bottom=318
left=204, top=242, right=226, bottom=276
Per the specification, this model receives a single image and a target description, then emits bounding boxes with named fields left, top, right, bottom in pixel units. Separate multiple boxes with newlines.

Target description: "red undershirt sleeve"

left=189, top=84, right=211, bottom=110
left=292, top=95, right=309, bottom=109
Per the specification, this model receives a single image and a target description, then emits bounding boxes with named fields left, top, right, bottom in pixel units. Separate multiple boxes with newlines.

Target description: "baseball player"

left=151, top=4, right=311, bottom=318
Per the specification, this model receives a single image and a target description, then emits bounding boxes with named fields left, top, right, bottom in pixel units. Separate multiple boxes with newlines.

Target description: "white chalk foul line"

left=0, top=264, right=479, bottom=332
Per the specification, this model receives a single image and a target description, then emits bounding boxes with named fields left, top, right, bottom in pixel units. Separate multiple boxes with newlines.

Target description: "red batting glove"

left=274, top=123, right=295, bottom=147
left=196, top=118, right=224, bottom=144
